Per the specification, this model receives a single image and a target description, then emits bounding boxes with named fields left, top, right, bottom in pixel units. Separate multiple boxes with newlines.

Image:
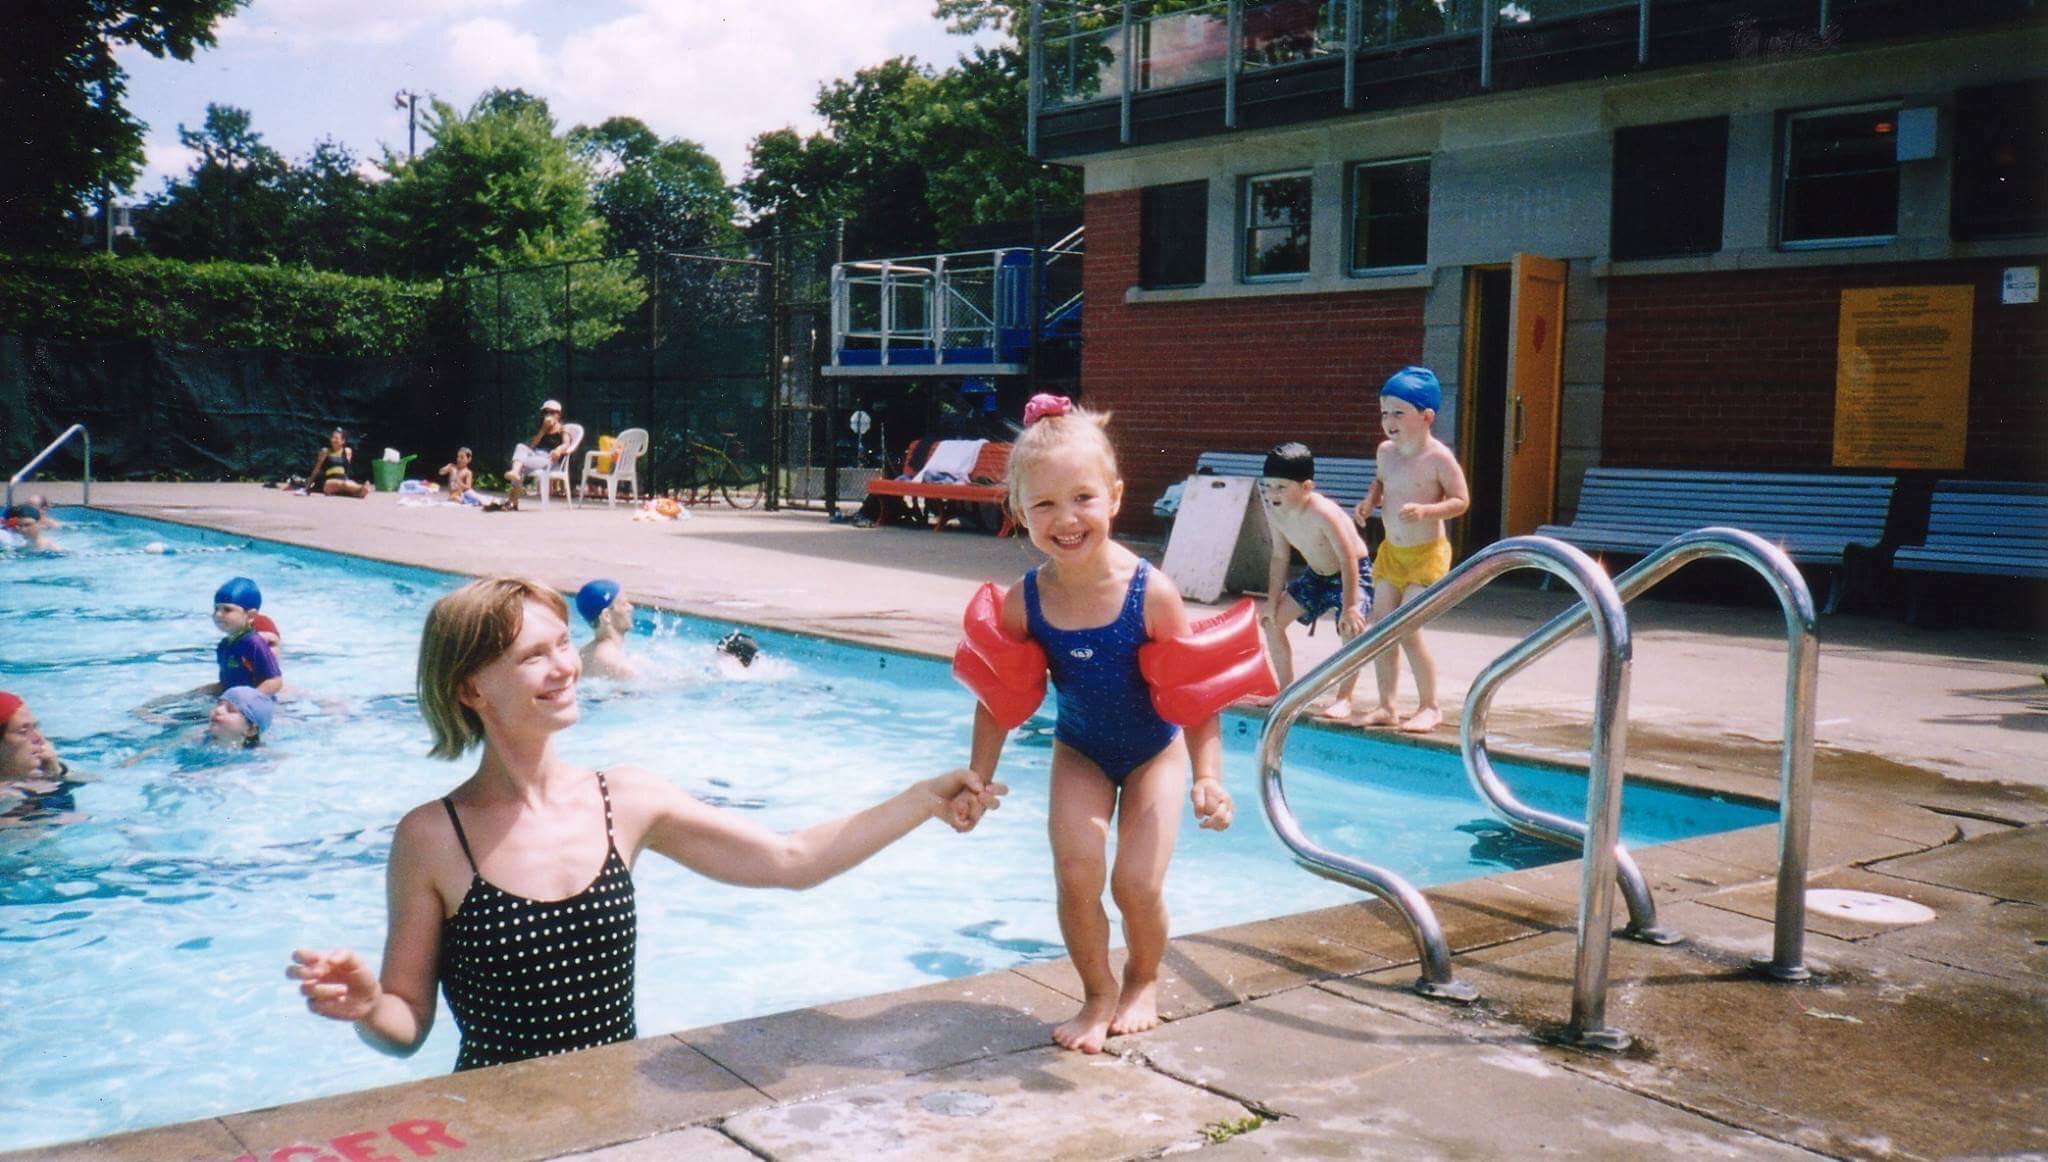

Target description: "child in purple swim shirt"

left=211, top=577, right=283, bottom=695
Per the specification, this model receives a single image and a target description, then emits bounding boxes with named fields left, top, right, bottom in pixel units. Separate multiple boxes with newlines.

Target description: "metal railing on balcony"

left=828, top=228, right=1085, bottom=374
left=1029, top=0, right=1875, bottom=144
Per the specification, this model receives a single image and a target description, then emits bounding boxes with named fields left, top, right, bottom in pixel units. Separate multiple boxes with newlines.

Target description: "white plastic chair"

left=580, top=428, right=649, bottom=507
left=526, top=423, right=584, bottom=508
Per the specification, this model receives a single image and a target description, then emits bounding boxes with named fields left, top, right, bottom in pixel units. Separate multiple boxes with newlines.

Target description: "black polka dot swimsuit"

left=438, top=772, right=637, bottom=1071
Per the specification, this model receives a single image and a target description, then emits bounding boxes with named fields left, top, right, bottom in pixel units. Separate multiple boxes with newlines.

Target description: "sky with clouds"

left=119, top=0, right=1000, bottom=199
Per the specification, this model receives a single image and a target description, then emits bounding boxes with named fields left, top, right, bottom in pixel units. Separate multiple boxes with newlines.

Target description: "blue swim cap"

left=215, top=577, right=263, bottom=610
left=576, top=579, right=621, bottom=624
left=219, top=686, right=276, bottom=734
left=1381, top=366, right=1443, bottom=414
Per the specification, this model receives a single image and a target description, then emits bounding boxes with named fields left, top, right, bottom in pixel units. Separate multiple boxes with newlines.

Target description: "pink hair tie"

left=1022, top=394, right=1074, bottom=426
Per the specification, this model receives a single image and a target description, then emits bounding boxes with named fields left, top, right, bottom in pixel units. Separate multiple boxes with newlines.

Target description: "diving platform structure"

left=826, top=227, right=1083, bottom=377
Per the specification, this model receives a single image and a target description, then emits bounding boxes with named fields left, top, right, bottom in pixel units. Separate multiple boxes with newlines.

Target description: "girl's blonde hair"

left=417, top=576, right=568, bottom=759
left=1006, top=402, right=1119, bottom=517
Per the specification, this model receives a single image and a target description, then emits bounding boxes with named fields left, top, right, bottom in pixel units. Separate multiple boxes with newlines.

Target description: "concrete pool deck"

left=18, top=483, right=2048, bottom=1161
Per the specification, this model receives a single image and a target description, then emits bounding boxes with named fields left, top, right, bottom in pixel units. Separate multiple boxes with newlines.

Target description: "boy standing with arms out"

left=1355, top=367, right=1469, bottom=732
left=1257, top=443, right=1372, bottom=719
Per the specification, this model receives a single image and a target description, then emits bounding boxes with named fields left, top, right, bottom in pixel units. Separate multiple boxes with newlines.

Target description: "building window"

left=1610, top=117, right=1727, bottom=260
left=1243, top=170, right=1312, bottom=280
left=1139, top=181, right=1208, bottom=288
left=1781, top=103, right=1900, bottom=248
left=1953, top=81, right=2048, bottom=240
left=1348, top=158, right=1429, bottom=273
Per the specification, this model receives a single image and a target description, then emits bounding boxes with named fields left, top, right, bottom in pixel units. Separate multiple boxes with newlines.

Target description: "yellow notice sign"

left=1833, top=285, right=1974, bottom=469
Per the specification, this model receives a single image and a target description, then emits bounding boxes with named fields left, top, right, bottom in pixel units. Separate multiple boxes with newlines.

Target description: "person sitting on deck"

left=311, top=429, right=373, bottom=498
left=502, top=400, right=570, bottom=511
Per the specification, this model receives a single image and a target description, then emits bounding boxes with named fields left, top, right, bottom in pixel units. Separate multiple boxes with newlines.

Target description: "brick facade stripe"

left=1080, top=190, right=1428, bottom=532
left=1603, top=258, right=2048, bottom=480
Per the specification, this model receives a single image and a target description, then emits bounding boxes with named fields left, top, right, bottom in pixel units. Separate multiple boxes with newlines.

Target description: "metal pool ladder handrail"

left=1460, top=526, right=1817, bottom=981
left=1259, top=535, right=1636, bottom=1046
left=7, top=423, right=91, bottom=509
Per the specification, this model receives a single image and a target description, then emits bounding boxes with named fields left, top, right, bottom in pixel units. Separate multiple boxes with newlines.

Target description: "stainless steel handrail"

left=1460, top=526, right=1817, bottom=981
left=1259, top=536, right=1635, bottom=1045
left=8, top=423, right=91, bottom=509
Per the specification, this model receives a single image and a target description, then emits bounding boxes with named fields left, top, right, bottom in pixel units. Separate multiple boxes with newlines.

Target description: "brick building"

left=1030, top=0, right=2047, bottom=545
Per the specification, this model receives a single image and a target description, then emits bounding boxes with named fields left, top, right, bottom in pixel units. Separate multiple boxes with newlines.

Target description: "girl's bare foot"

left=1314, top=698, right=1356, bottom=721
left=1052, top=994, right=1117, bottom=1054
left=1400, top=707, right=1443, bottom=733
left=1360, top=705, right=1398, bottom=727
left=1108, top=978, right=1161, bottom=1036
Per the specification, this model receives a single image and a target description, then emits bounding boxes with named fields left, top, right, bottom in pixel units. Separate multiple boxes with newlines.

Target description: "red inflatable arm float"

left=951, top=583, right=1048, bottom=730
left=1137, top=599, right=1278, bottom=725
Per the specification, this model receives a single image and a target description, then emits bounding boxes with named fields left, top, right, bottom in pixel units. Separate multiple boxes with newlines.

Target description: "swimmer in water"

left=575, top=579, right=640, bottom=681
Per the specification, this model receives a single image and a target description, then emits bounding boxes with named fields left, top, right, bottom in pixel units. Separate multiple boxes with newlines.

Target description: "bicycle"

left=679, top=432, right=765, bottom=509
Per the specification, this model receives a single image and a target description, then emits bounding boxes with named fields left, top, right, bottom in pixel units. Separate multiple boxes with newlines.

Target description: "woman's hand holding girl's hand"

left=926, top=768, right=1009, bottom=833
left=289, top=948, right=382, bottom=1022
left=1192, top=776, right=1234, bottom=831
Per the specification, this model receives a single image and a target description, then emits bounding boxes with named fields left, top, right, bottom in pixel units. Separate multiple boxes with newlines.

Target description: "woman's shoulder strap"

left=440, top=798, right=478, bottom=873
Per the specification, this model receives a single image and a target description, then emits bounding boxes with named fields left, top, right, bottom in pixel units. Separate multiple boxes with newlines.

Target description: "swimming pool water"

left=0, top=510, right=1774, bottom=1150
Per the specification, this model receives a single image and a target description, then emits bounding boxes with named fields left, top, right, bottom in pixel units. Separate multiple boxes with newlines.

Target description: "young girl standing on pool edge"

left=965, top=395, right=1237, bottom=1055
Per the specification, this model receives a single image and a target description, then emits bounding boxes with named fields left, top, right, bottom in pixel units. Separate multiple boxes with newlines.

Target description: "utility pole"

left=393, top=90, right=421, bottom=159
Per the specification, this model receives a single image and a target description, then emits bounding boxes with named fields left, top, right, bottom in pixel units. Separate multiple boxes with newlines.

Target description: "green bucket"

left=370, top=454, right=417, bottom=492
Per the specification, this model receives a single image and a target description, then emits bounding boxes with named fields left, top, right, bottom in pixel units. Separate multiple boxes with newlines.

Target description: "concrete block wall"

left=1080, top=190, right=1426, bottom=533
left=1603, top=256, right=2048, bottom=479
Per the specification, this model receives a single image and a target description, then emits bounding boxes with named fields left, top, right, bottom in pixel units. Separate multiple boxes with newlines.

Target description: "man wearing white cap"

left=503, top=398, right=569, bottom=511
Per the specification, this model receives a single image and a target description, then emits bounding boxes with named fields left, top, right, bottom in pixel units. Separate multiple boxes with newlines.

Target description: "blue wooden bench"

left=1534, top=468, right=1898, bottom=613
left=1893, top=480, right=2048, bottom=623
left=1153, top=451, right=1377, bottom=520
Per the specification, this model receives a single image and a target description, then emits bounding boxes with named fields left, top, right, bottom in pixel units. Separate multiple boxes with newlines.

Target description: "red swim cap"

left=0, top=691, right=22, bottom=729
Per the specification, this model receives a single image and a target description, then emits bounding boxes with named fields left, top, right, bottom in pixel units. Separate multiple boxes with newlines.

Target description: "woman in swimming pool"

left=288, top=576, right=1004, bottom=1071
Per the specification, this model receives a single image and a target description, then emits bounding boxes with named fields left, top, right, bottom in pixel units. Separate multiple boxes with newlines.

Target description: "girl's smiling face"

left=1017, top=443, right=1123, bottom=565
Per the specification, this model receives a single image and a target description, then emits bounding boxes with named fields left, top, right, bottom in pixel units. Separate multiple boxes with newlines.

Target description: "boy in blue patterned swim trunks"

left=1258, top=443, right=1373, bottom=720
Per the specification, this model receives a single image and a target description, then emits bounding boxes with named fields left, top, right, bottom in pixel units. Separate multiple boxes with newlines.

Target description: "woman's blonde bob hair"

left=417, top=576, right=568, bottom=759
left=1006, top=402, right=1118, bottom=518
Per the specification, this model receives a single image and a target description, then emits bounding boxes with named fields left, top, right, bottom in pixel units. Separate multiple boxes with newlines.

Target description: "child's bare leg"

left=1106, top=743, right=1187, bottom=1036
left=1399, top=583, right=1442, bottom=732
left=1320, top=616, right=1366, bottom=720
left=1254, top=594, right=1303, bottom=706
left=1047, top=748, right=1120, bottom=1054
left=1363, top=578, right=1404, bottom=726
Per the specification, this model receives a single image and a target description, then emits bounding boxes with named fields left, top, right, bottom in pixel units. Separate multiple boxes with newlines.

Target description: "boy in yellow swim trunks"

left=1354, top=367, right=1470, bottom=732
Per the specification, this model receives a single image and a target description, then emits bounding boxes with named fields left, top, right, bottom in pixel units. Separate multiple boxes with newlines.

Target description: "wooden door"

left=1503, top=254, right=1567, bottom=537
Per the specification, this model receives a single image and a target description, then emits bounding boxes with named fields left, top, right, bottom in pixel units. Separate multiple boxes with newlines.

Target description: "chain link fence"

left=451, top=230, right=842, bottom=509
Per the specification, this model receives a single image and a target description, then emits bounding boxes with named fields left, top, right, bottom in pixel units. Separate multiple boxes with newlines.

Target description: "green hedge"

left=0, top=255, right=445, bottom=356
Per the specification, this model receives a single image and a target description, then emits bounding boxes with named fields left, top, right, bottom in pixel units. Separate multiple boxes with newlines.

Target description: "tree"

left=384, top=90, right=643, bottom=348
left=569, top=117, right=738, bottom=257
left=739, top=47, right=1077, bottom=257
left=0, top=0, right=245, bottom=252
left=275, top=140, right=381, bottom=274
left=142, top=103, right=290, bottom=263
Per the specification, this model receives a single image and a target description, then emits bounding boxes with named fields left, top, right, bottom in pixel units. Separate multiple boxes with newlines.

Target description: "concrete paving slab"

left=680, top=970, right=1069, bottom=1101
left=1116, top=984, right=1511, bottom=1108
left=1182, top=1050, right=1831, bottom=1161
left=721, top=1046, right=1249, bottom=1161
left=1699, top=865, right=2003, bottom=944
left=552, top=1126, right=758, bottom=1161
left=1336, top=901, right=2048, bottom=1160
left=6, top=1118, right=244, bottom=1162
left=1865, top=824, right=2048, bottom=905
left=220, top=1037, right=765, bottom=1162
left=1012, top=894, right=1553, bottom=1024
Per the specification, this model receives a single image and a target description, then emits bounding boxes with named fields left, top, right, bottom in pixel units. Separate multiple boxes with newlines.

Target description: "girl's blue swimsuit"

left=1025, top=562, right=1179, bottom=784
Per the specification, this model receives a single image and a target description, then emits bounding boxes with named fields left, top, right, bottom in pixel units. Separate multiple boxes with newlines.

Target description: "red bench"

left=865, top=441, right=1016, bottom=536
